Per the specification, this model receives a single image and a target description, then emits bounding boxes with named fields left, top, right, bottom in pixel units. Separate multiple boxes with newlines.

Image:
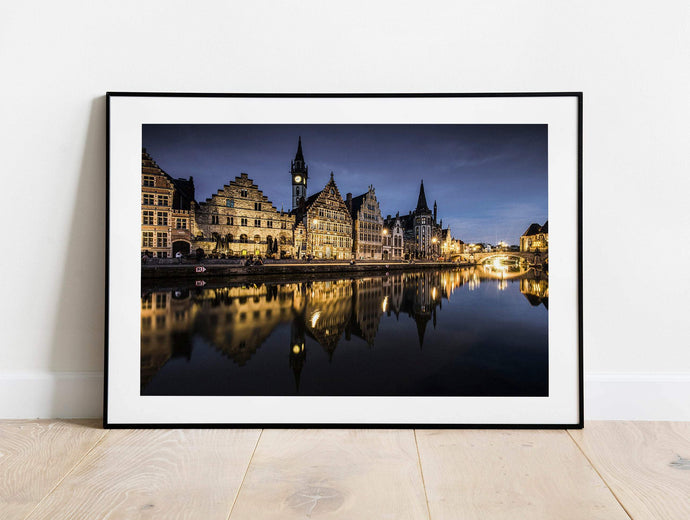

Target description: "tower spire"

left=416, top=180, right=429, bottom=213
left=294, top=136, right=304, bottom=163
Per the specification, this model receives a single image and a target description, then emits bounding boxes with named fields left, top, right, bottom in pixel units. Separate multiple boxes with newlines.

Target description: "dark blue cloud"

left=142, top=124, right=547, bottom=244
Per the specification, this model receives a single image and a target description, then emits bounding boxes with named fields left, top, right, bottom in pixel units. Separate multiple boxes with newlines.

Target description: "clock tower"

left=290, top=136, right=308, bottom=210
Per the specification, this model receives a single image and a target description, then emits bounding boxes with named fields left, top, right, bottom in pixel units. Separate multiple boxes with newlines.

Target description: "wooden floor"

left=1, top=422, right=688, bottom=519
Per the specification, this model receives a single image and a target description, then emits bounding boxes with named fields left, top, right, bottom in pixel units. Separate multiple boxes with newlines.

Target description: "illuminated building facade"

left=294, top=173, right=353, bottom=260
left=382, top=214, right=405, bottom=260
left=346, top=186, right=384, bottom=260
left=141, top=149, right=195, bottom=258
left=194, top=173, right=295, bottom=258
left=519, top=221, right=548, bottom=253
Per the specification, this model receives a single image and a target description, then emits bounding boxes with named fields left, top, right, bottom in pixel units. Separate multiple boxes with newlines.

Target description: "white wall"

left=1, top=0, right=688, bottom=420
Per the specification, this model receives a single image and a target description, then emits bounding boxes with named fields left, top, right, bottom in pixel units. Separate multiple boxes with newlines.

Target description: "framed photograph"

left=105, top=92, right=582, bottom=428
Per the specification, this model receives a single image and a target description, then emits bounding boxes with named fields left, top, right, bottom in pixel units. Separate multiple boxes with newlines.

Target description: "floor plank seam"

left=21, top=425, right=110, bottom=520
left=566, top=430, right=634, bottom=520
left=413, top=430, right=433, bottom=520
left=226, top=429, right=263, bottom=520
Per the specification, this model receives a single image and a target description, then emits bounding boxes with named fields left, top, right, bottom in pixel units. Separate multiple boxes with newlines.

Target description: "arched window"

left=240, top=234, right=248, bottom=243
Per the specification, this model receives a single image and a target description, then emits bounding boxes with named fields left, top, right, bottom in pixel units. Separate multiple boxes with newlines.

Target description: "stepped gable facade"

left=293, top=172, right=353, bottom=260
left=346, top=185, right=384, bottom=260
left=193, top=172, right=295, bottom=258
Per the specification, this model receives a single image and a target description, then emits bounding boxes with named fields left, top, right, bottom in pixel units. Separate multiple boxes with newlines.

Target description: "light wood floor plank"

left=228, top=429, right=429, bottom=519
left=416, top=429, right=631, bottom=520
left=0, top=419, right=104, bottom=519
left=25, top=428, right=261, bottom=520
left=570, top=421, right=690, bottom=520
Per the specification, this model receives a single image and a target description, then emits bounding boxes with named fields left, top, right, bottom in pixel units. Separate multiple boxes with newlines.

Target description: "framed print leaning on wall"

left=105, top=92, right=582, bottom=428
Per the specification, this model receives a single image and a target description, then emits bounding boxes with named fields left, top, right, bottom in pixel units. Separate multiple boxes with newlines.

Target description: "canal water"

left=141, top=266, right=548, bottom=397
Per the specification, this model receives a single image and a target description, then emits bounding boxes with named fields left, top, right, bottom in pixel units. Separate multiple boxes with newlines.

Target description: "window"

left=157, top=251, right=167, bottom=258
left=254, top=202, right=262, bottom=211
left=241, top=218, right=248, bottom=226
left=143, top=194, right=155, bottom=206
left=211, top=215, right=219, bottom=225
left=227, top=216, right=233, bottom=225
left=142, top=211, right=154, bottom=225
left=141, top=295, right=152, bottom=310
left=253, top=235, right=260, bottom=243
left=254, top=219, right=261, bottom=227
left=267, top=220, right=273, bottom=228
left=226, top=198, right=234, bottom=207
left=143, top=175, right=154, bottom=187
left=142, top=231, right=153, bottom=247
left=281, top=221, right=287, bottom=229
left=176, top=218, right=187, bottom=229
left=157, top=212, right=168, bottom=226
left=158, top=195, right=169, bottom=207
left=241, top=189, right=248, bottom=197
left=157, top=232, right=168, bottom=248
left=156, top=294, right=167, bottom=309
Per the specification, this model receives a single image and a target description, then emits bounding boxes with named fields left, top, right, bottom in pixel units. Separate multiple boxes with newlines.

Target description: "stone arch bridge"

left=450, top=251, right=548, bottom=265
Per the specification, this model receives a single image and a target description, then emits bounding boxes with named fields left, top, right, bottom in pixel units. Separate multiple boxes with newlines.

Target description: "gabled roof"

left=522, top=223, right=543, bottom=236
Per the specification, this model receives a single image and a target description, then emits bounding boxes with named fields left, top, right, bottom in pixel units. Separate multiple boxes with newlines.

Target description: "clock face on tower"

left=294, top=175, right=302, bottom=183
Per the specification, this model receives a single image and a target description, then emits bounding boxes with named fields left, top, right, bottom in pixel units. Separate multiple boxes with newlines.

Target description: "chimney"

left=346, top=193, right=352, bottom=212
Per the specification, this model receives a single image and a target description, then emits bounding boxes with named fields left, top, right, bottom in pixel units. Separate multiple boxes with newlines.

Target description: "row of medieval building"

left=141, top=138, right=464, bottom=260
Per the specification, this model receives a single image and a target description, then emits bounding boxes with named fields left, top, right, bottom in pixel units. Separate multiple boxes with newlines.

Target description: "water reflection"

left=141, top=266, right=549, bottom=396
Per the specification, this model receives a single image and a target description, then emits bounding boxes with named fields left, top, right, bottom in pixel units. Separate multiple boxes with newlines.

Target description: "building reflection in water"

left=141, top=266, right=548, bottom=392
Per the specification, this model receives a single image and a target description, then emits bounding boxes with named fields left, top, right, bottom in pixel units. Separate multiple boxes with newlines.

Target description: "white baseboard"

left=0, top=371, right=103, bottom=419
left=585, top=373, right=690, bottom=421
left=1, top=371, right=689, bottom=421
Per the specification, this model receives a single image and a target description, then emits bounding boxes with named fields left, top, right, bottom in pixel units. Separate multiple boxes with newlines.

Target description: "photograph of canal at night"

left=140, top=124, right=549, bottom=397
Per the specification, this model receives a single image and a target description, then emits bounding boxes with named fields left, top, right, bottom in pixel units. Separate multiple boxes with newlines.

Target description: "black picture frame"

left=105, top=92, right=583, bottom=429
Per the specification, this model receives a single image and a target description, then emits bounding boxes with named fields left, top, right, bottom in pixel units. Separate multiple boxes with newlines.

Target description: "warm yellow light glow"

left=382, top=229, right=388, bottom=235
left=292, top=345, right=301, bottom=354
left=432, top=237, right=437, bottom=243
left=382, top=296, right=389, bottom=312
left=310, top=311, right=321, bottom=328
left=432, top=287, right=437, bottom=299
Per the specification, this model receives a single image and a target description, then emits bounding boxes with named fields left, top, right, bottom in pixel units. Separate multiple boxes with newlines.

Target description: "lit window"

left=142, top=231, right=154, bottom=247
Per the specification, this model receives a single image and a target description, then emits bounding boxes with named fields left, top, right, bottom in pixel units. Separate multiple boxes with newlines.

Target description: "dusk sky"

left=142, top=124, right=547, bottom=244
